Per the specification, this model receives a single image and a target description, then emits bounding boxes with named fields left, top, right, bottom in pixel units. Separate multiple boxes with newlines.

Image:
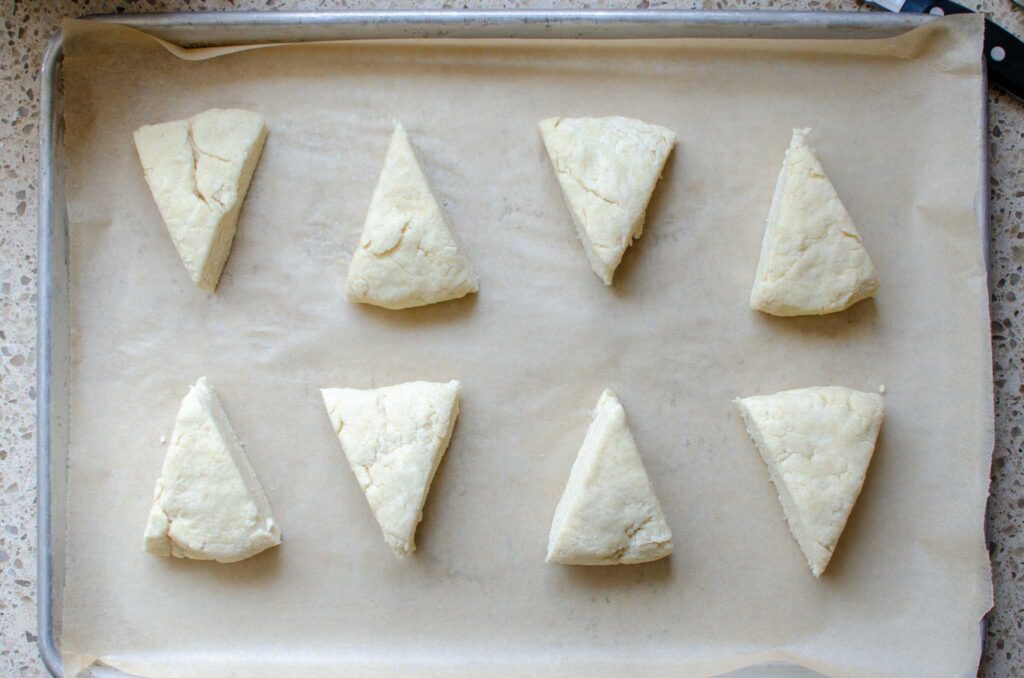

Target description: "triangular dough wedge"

left=539, top=116, right=676, bottom=285
left=750, top=128, right=879, bottom=316
left=143, top=377, right=281, bottom=563
left=346, top=123, right=478, bottom=310
left=134, top=108, right=268, bottom=290
left=321, top=380, right=460, bottom=557
left=547, top=390, right=673, bottom=565
left=734, top=386, right=884, bottom=576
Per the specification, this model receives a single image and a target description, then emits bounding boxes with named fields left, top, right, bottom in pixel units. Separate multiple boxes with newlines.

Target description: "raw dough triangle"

left=143, top=377, right=281, bottom=563
left=750, top=128, right=879, bottom=316
left=346, top=123, right=478, bottom=310
left=734, top=386, right=884, bottom=576
left=539, top=116, right=677, bottom=285
left=547, top=390, right=673, bottom=565
left=134, top=108, right=268, bottom=290
left=321, top=380, right=461, bottom=557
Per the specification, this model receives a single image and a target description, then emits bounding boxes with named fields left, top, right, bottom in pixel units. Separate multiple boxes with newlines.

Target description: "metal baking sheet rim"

left=34, top=10, right=990, bottom=678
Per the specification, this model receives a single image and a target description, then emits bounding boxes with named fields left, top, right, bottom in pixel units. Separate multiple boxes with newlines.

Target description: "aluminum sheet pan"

left=38, top=9, right=991, bottom=678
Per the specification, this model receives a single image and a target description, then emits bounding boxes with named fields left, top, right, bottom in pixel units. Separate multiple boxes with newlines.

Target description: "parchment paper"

left=59, top=15, right=993, bottom=677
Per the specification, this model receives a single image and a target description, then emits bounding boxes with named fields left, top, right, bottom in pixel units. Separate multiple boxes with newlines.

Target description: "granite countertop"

left=0, top=0, right=1020, bottom=675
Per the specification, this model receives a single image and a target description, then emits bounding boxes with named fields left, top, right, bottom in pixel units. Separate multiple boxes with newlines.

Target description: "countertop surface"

left=1, top=1, right=1020, bottom=675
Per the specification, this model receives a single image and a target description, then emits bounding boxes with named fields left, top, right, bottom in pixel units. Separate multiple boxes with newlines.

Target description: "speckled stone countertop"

left=0, top=0, right=1020, bottom=675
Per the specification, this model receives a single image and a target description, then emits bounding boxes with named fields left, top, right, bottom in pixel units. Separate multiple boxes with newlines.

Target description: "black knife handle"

left=984, top=20, right=1024, bottom=102
left=900, top=0, right=1024, bottom=102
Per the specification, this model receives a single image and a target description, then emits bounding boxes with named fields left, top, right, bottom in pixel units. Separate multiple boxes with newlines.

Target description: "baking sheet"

left=58, top=15, right=992, bottom=677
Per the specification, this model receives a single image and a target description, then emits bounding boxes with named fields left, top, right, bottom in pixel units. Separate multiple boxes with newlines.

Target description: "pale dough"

left=143, top=377, right=281, bottom=563
left=734, top=386, right=884, bottom=577
left=750, top=128, right=879, bottom=316
left=346, top=123, right=478, bottom=310
left=547, top=389, right=673, bottom=565
left=321, top=380, right=461, bottom=557
left=134, top=108, right=267, bottom=290
left=539, top=116, right=677, bottom=285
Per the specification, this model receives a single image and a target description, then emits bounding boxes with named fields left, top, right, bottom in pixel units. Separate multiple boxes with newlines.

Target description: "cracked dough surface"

left=539, top=116, right=676, bottom=285
left=321, top=380, right=460, bottom=557
left=750, top=128, right=879, bottom=316
left=346, top=122, right=478, bottom=310
left=143, top=377, right=281, bottom=563
left=133, top=108, right=267, bottom=290
left=547, top=389, right=673, bottom=566
left=734, top=386, right=884, bottom=577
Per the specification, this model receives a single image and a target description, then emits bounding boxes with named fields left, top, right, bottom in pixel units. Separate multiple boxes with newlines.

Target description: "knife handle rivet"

left=929, top=6, right=946, bottom=15
left=990, top=45, right=1006, bottom=62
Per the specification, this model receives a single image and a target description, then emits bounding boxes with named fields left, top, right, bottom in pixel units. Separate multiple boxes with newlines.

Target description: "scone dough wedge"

left=750, top=128, right=879, bottom=316
left=134, top=108, right=268, bottom=290
left=539, top=116, right=677, bottom=285
left=734, top=386, right=884, bottom=576
left=547, top=390, right=673, bottom=565
left=346, top=123, right=478, bottom=310
left=143, top=377, right=281, bottom=563
left=321, top=380, right=460, bottom=557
